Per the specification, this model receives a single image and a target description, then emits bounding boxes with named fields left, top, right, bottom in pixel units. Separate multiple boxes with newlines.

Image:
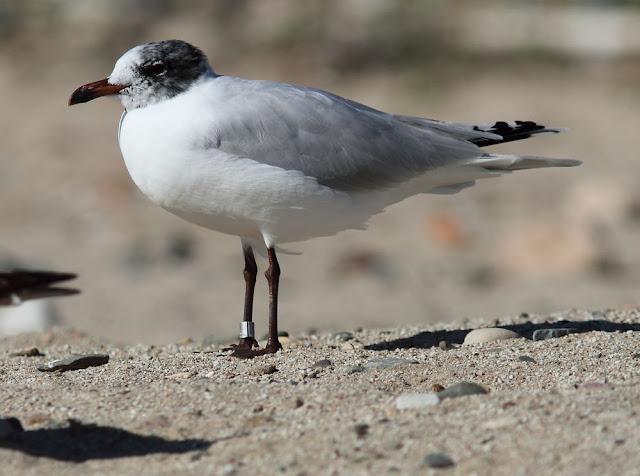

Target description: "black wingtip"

left=471, top=121, right=563, bottom=147
left=0, top=270, right=79, bottom=304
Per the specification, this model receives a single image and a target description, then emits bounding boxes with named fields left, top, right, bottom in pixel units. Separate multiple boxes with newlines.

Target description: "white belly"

left=117, top=108, right=372, bottom=244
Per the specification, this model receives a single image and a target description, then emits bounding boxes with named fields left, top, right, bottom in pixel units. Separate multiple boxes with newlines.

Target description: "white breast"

left=117, top=84, right=368, bottom=244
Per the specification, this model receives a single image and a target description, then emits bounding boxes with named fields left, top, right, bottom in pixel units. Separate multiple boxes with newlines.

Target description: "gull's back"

left=199, top=76, right=485, bottom=192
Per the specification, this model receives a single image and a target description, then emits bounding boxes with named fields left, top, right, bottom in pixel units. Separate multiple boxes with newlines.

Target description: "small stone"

left=424, top=452, right=455, bottom=469
left=364, top=358, right=418, bottom=370
left=438, top=382, right=488, bottom=400
left=0, top=418, right=23, bottom=439
left=438, top=340, right=451, bottom=350
left=395, top=393, right=440, bottom=409
left=260, top=365, right=278, bottom=375
left=518, top=355, right=536, bottom=363
left=304, top=370, right=319, bottom=379
left=353, top=423, right=369, bottom=438
left=311, top=359, right=333, bottom=368
left=463, top=328, right=522, bottom=345
left=10, top=347, right=44, bottom=357
left=343, top=365, right=366, bottom=374
left=279, top=336, right=292, bottom=348
left=431, top=383, right=445, bottom=392
left=221, top=463, right=237, bottom=476
left=37, top=354, right=109, bottom=372
left=340, top=342, right=357, bottom=351
left=532, top=328, right=578, bottom=341
left=332, top=331, right=354, bottom=342
left=293, top=397, right=304, bottom=408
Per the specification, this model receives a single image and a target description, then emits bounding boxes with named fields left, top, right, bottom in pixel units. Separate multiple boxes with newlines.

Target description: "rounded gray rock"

left=439, top=382, right=488, bottom=399
left=424, top=452, right=455, bottom=469
left=463, top=327, right=522, bottom=345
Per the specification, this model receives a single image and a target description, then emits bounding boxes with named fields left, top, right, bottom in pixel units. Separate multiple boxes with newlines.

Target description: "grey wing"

left=213, top=80, right=482, bottom=192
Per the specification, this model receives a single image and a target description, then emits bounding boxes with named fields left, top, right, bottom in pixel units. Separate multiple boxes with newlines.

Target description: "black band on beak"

left=69, top=79, right=126, bottom=105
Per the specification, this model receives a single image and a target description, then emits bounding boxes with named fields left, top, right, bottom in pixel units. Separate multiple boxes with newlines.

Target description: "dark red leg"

left=231, top=247, right=282, bottom=358
left=231, top=244, right=258, bottom=355
left=263, top=247, right=283, bottom=353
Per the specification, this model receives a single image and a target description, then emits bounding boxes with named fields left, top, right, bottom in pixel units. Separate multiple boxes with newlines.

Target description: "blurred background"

left=1, top=0, right=639, bottom=343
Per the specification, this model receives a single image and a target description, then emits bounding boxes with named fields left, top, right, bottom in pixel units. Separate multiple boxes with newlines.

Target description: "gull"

left=0, top=270, right=78, bottom=306
left=69, top=40, right=580, bottom=357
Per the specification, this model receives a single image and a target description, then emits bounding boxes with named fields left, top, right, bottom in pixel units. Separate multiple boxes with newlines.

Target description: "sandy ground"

left=1, top=308, right=638, bottom=475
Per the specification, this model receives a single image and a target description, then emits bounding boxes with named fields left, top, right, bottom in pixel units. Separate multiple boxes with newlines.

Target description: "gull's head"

left=69, top=40, right=214, bottom=110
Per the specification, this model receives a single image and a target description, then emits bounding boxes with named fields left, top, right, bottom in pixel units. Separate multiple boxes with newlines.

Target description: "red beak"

left=68, top=78, right=126, bottom=106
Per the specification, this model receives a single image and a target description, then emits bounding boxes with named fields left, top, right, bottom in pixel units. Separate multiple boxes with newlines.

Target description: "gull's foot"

left=234, top=337, right=259, bottom=350
left=230, top=339, right=282, bottom=359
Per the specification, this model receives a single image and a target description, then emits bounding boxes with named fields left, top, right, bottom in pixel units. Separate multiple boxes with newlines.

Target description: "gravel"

left=532, top=328, right=579, bottom=341
left=363, top=357, right=419, bottom=370
left=0, top=309, right=639, bottom=475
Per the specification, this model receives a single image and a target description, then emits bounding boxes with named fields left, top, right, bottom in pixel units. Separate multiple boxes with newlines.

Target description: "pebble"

left=279, top=336, right=292, bottom=348
left=311, top=359, right=333, bottom=368
left=532, top=328, right=578, bottom=341
left=340, top=342, right=357, bottom=351
left=9, top=347, right=44, bottom=357
left=221, top=463, right=237, bottom=476
left=332, top=331, right=354, bottom=342
left=364, top=358, right=418, bottom=370
left=395, top=393, right=440, bottom=409
left=37, top=354, right=109, bottom=372
left=343, top=365, right=366, bottom=374
left=0, top=418, right=23, bottom=439
left=423, top=452, right=455, bottom=469
left=518, top=355, right=536, bottom=363
left=463, top=328, right=522, bottom=345
left=354, top=423, right=369, bottom=438
left=259, top=364, right=278, bottom=375
left=438, top=340, right=453, bottom=350
left=438, top=382, right=488, bottom=400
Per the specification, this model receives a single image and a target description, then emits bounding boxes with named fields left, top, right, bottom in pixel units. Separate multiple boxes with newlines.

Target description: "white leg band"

left=240, top=321, right=255, bottom=339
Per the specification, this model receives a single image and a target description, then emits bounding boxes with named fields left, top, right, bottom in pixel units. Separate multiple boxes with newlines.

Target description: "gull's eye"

left=141, top=61, right=166, bottom=76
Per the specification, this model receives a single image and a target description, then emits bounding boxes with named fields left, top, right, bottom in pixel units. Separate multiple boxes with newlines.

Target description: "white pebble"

left=395, top=393, right=440, bottom=409
left=463, top=328, right=522, bottom=345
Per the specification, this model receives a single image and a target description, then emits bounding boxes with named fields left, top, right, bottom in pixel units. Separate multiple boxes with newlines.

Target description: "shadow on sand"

left=365, top=319, right=640, bottom=351
left=0, top=418, right=211, bottom=462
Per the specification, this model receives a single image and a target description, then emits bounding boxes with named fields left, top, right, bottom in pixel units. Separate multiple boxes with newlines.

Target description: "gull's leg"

left=231, top=242, right=259, bottom=354
left=232, top=248, right=282, bottom=359
left=263, top=247, right=283, bottom=353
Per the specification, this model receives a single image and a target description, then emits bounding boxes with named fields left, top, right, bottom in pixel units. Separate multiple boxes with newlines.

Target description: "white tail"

left=471, top=154, right=581, bottom=171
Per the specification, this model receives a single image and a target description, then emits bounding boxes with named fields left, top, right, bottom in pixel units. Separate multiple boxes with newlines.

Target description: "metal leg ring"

left=240, top=321, right=255, bottom=339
